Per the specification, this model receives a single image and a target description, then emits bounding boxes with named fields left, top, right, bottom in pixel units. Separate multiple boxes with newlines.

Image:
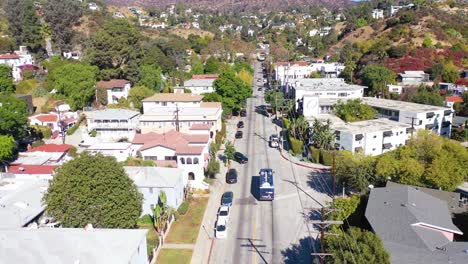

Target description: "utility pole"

left=175, top=105, right=180, bottom=132
left=332, top=152, right=336, bottom=196
left=309, top=207, right=343, bottom=264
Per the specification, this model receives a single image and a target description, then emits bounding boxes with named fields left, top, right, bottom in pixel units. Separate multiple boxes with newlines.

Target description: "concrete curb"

left=278, top=149, right=331, bottom=171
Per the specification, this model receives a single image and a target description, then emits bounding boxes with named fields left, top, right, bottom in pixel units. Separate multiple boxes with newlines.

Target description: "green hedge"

left=177, top=201, right=189, bottom=215
left=32, top=125, right=52, bottom=139
left=66, top=124, right=79, bottom=135
left=283, top=118, right=290, bottom=130
left=309, top=147, right=321, bottom=163
left=137, top=214, right=154, bottom=225
left=320, top=150, right=334, bottom=166
left=289, top=136, right=303, bottom=155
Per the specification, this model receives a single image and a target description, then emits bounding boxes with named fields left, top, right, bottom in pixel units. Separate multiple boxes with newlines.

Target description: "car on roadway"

left=234, top=152, right=248, bottom=164
left=270, top=134, right=279, bottom=148
left=226, top=168, right=238, bottom=184
left=257, top=78, right=262, bottom=82
left=215, top=218, right=228, bottom=239
left=221, top=191, right=234, bottom=206
left=217, top=206, right=230, bottom=222
left=235, top=131, right=243, bottom=139
left=240, top=109, right=247, bottom=117
left=257, top=87, right=262, bottom=91
left=237, top=121, right=244, bottom=128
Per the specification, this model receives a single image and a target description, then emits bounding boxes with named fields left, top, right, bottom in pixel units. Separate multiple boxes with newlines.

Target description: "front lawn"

left=157, top=249, right=192, bottom=264
left=165, top=197, right=209, bottom=244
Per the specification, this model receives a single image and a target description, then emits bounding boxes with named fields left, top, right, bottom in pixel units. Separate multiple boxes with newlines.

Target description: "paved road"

left=209, top=61, right=332, bottom=264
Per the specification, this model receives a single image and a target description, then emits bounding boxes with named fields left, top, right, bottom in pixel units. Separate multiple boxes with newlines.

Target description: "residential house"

left=62, top=50, right=81, bottom=60
left=362, top=97, right=453, bottom=138
left=387, top=84, right=403, bottom=95
left=390, top=4, right=415, bottom=16
left=398, top=71, right=430, bottom=85
left=88, top=2, right=100, bottom=10
left=113, top=12, right=125, bottom=18
left=96, top=79, right=132, bottom=105
left=131, top=130, right=210, bottom=189
left=183, top=74, right=218, bottom=94
left=124, top=166, right=185, bottom=215
left=366, top=183, right=468, bottom=264
left=29, top=112, right=78, bottom=133
left=0, top=228, right=148, bottom=264
left=140, top=94, right=222, bottom=137
left=0, top=46, right=35, bottom=81
left=87, top=142, right=133, bottom=162
left=372, top=9, right=384, bottom=19
left=445, top=96, right=463, bottom=108
left=0, top=176, right=49, bottom=228
left=85, top=109, right=140, bottom=141
left=275, top=62, right=345, bottom=85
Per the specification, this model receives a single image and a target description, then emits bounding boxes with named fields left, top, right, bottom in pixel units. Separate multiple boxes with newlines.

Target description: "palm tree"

left=153, top=192, right=169, bottom=236
left=310, top=119, right=336, bottom=150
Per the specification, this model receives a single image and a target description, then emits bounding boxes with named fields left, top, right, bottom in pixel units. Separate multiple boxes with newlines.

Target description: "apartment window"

left=338, top=93, right=347, bottom=97
left=180, top=157, right=185, bottom=164
left=187, top=158, right=193, bottom=164
left=194, top=158, right=199, bottom=164
left=326, top=93, right=336, bottom=96
left=150, top=204, right=155, bottom=209
left=418, top=120, right=423, bottom=125
left=149, top=188, right=153, bottom=194
left=373, top=135, right=377, bottom=138
left=144, top=156, right=157, bottom=160
left=162, top=102, right=167, bottom=106
left=111, top=88, right=123, bottom=92
left=372, top=148, right=376, bottom=151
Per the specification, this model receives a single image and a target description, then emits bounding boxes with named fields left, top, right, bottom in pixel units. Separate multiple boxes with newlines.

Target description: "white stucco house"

left=0, top=46, right=35, bottom=81
left=96, top=79, right=132, bottom=105
left=87, top=142, right=133, bottom=162
left=183, top=74, right=218, bottom=94
left=85, top=109, right=140, bottom=141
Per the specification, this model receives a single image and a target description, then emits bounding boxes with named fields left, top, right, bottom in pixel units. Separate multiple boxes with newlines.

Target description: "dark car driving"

left=234, top=152, right=248, bottom=164
left=235, top=131, right=243, bottom=139
left=226, top=168, right=238, bottom=184
left=240, top=109, right=247, bottom=117
left=221, top=191, right=234, bottom=206
left=237, top=121, right=244, bottom=128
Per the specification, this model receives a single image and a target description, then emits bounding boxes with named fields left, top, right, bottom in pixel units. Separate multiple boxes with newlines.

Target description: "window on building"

left=373, top=135, right=377, bottom=138
left=162, top=102, right=167, bottom=106
left=150, top=204, right=155, bottom=209
left=180, top=157, right=185, bottom=164
left=419, top=120, right=423, bottom=125
left=187, top=158, right=193, bottom=164
left=144, top=156, right=157, bottom=160
left=149, top=188, right=153, bottom=194
left=338, top=93, right=347, bottom=97
left=194, top=158, right=199, bottom=164
left=188, top=172, right=195, bottom=180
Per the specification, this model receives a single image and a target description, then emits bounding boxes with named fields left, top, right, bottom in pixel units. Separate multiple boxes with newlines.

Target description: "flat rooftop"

left=0, top=177, right=48, bottom=228
left=124, top=166, right=184, bottom=188
left=141, top=107, right=221, bottom=121
left=0, top=228, right=148, bottom=263
left=332, top=118, right=411, bottom=134
left=87, top=142, right=132, bottom=150
left=289, top=78, right=366, bottom=91
left=143, top=93, right=203, bottom=102
left=362, top=97, right=450, bottom=112
left=184, top=78, right=216, bottom=87
left=86, top=109, right=140, bottom=120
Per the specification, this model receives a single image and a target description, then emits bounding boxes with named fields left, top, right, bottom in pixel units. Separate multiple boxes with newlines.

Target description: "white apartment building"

left=183, top=74, right=218, bottom=94
left=142, top=93, right=204, bottom=111
left=286, top=78, right=366, bottom=117
left=398, top=71, right=430, bottom=85
left=329, top=117, right=411, bottom=156
left=372, top=9, right=384, bottom=19
left=124, top=166, right=185, bottom=215
left=85, top=109, right=140, bottom=141
left=87, top=142, right=133, bottom=162
left=96, top=79, right=132, bottom=105
left=275, top=62, right=345, bottom=85
left=362, top=97, right=453, bottom=138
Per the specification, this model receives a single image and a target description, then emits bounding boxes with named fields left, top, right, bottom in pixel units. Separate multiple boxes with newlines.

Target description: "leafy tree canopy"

left=361, top=65, right=396, bottom=96
left=46, top=63, right=98, bottom=110
left=310, top=119, right=336, bottom=150
left=44, top=153, right=142, bottom=228
left=213, top=70, right=252, bottom=114
left=138, top=64, right=163, bottom=91
left=44, top=0, right=82, bottom=51
left=0, top=76, right=14, bottom=94
left=0, top=95, right=29, bottom=139
left=4, top=0, right=43, bottom=51
left=0, top=135, right=16, bottom=161
left=128, top=85, right=154, bottom=111
left=334, top=99, right=377, bottom=122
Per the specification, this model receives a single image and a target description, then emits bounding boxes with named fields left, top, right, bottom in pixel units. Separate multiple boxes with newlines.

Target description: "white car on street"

left=217, top=206, right=230, bottom=223
left=215, top=218, right=228, bottom=239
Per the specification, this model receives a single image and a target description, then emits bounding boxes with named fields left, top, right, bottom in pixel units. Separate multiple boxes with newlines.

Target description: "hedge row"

left=177, top=201, right=189, bottom=215
left=67, top=114, right=85, bottom=135
left=289, top=136, right=303, bottom=155
left=309, top=146, right=336, bottom=166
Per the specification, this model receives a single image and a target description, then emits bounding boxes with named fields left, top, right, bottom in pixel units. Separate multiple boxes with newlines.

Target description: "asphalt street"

left=209, top=61, right=332, bottom=264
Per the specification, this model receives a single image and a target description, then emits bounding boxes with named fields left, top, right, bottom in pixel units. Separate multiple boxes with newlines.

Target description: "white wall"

left=107, top=83, right=131, bottom=104
left=140, top=146, right=176, bottom=160
left=142, top=101, right=200, bottom=112
left=128, top=236, right=149, bottom=264
left=186, top=86, right=215, bottom=94
left=88, top=148, right=133, bottom=162
left=139, top=186, right=184, bottom=215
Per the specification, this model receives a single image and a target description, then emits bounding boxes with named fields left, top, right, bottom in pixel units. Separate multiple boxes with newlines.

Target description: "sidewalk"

left=278, top=149, right=331, bottom=171
left=190, top=117, right=238, bottom=264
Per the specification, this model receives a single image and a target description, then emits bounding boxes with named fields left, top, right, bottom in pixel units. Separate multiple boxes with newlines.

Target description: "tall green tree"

left=0, top=95, right=29, bottom=139
left=336, top=151, right=377, bottom=193
left=213, top=70, right=252, bottom=114
left=0, top=135, right=15, bottom=161
left=310, top=119, right=336, bottom=150
left=137, top=64, right=163, bottom=91
left=0, top=76, right=14, bottom=93
left=224, top=141, right=236, bottom=165
left=128, top=85, right=154, bottom=111
left=44, top=0, right=82, bottom=51
left=4, top=0, right=43, bottom=50
left=442, top=61, right=460, bottom=83
left=204, top=57, right=221, bottom=74
left=361, top=65, right=396, bottom=96
left=44, top=153, right=142, bottom=228
left=326, top=227, right=390, bottom=264
left=334, top=99, right=377, bottom=122
left=46, top=63, right=98, bottom=110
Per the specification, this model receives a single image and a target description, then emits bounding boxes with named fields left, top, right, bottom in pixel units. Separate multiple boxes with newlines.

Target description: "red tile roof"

left=0, top=54, right=20, bottom=59
left=34, top=114, right=58, bottom=123
left=133, top=130, right=208, bottom=155
left=97, top=79, right=130, bottom=89
left=190, top=123, right=212, bottom=130
left=446, top=96, right=464, bottom=103
left=9, top=165, right=58, bottom=175
left=192, top=74, right=219, bottom=79
left=29, top=144, right=72, bottom=153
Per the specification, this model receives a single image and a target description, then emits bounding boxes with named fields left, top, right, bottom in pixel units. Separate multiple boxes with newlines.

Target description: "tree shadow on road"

left=306, top=170, right=333, bottom=196
left=281, top=237, right=320, bottom=264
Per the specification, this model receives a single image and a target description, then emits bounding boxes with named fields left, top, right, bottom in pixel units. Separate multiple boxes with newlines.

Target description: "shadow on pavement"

left=281, top=237, right=319, bottom=264
left=282, top=179, right=325, bottom=208
left=238, top=238, right=270, bottom=264
left=306, top=171, right=333, bottom=196
left=250, top=176, right=260, bottom=200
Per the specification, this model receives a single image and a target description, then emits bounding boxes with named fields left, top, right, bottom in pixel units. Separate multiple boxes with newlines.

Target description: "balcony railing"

left=88, top=122, right=136, bottom=129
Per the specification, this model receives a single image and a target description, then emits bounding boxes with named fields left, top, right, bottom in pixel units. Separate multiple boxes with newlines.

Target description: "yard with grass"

left=165, top=197, right=209, bottom=244
left=157, top=249, right=193, bottom=264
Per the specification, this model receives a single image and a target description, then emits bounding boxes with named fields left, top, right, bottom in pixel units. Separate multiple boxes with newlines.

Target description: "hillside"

left=103, top=0, right=354, bottom=11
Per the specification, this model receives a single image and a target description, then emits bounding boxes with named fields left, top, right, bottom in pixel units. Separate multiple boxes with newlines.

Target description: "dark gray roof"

left=366, top=184, right=467, bottom=264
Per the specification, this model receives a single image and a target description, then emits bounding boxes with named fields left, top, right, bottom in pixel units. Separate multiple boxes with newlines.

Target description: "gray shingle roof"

left=366, top=184, right=468, bottom=264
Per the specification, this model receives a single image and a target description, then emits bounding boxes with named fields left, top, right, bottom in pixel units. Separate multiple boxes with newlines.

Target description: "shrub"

left=15, top=79, right=38, bottom=94
left=289, top=136, right=303, bottom=155
left=32, top=125, right=52, bottom=139
left=283, top=118, right=291, bottom=130
left=68, top=146, right=78, bottom=157
left=320, top=150, right=334, bottom=166
left=309, top=147, right=321, bottom=163
left=67, top=124, right=79, bottom=135
left=138, top=214, right=153, bottom=225
left=387, top=45, right=407, bottom=58
left=206, top=159, right=220, bottom=178
left=386, top=18, right=399, bottom=28
left=177, top=201, right=189, bottom=215
left=90, top=130, right=97, bottom=137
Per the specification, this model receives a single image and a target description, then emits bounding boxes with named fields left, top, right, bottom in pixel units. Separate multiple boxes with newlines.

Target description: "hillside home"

left=390, top=4, right=415, bottom=16
left=124, top=166, right=185, bottom=215
left=29, top=112, right=78, bottom=133
left=85, top=109, right=140, bottom=141
left=131, top=130, right=210, bottom=189
left=366, top=183, right=468, bottom=264
left=372, top=9, right=384, bottom=19
left=398, top=71, right=430, bottom=84
left=275, top=62, right=345, bottom=85
left=96, top=79, right=132, bottom=105
left=0, top=46, right=35, bottom=81
left=387, top=84, right=403, bottom=95
left=183, top=74, right=218, bottom=94
left=62, top=50, right=81, bottom=60
left=87, top=142, right=133, bottom=162
left=445, top=96, right=463, bottom=108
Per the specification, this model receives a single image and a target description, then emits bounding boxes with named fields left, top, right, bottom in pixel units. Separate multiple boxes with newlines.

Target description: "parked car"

left=234, top=152, right=248, bottom=164
left=269, top=134, right=279, bottom=148
left=217, top=206, right=230, bottom=222
left=221, top=191, right=234, bottom=206
left=235, top=131, right=243, bottom=139
left=215, top=218, right=228, bottom=239
left=226, top=168, right=238, bottom=184
left=237, top=121, right=244, bottom=128
left=257, top=87, right=262, bottom=91
left=240, top=109, right=247, bottom=117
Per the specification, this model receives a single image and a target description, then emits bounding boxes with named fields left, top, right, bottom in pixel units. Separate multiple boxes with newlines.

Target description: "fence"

left=150, top=214, right=175, bottom=264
